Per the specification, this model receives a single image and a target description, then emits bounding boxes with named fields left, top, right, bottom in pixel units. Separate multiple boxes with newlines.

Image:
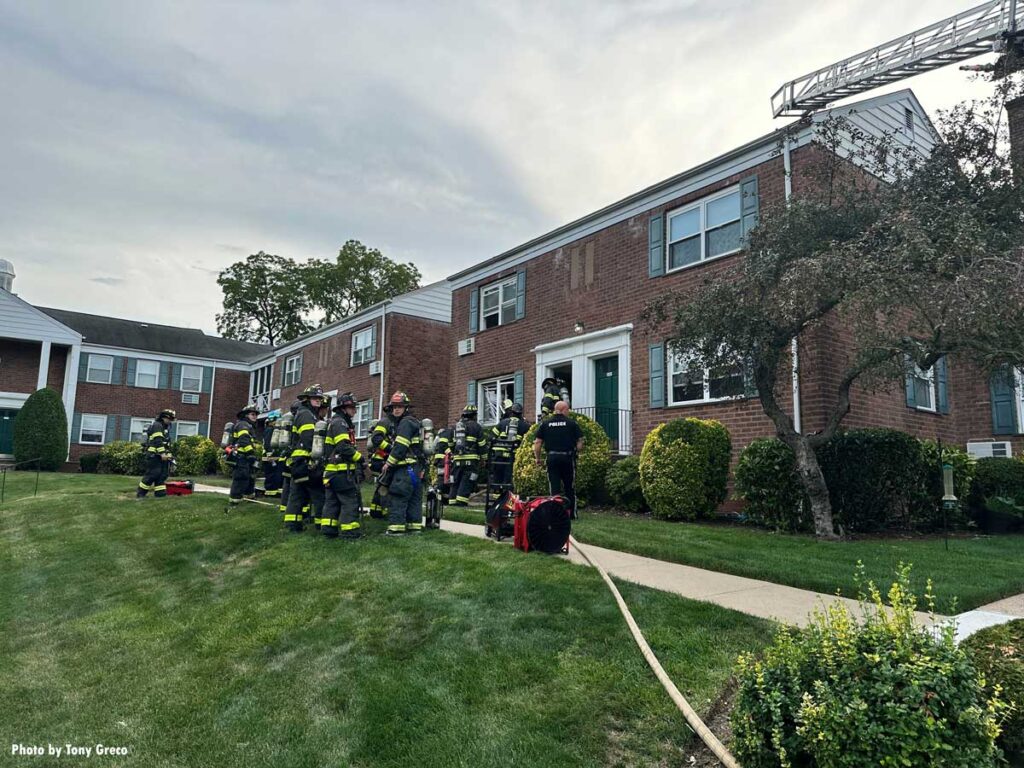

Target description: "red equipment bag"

left=513, top=495, right=571, bottom=555
left=165, top=480, right=194, bottom=496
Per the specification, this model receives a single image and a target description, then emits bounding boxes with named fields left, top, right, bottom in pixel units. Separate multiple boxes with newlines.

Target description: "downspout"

left=206, top=364, right=217, bottom=438
left=377, top=303, right=388, bottom=419
left=783, top=133, right=803, bottom=434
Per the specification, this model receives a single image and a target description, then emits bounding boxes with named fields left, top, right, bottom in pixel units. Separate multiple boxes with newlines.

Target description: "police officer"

left=379, top=392, right=425, bottom=534
left=278, top=400, right=301, bottom=520
left=540, top=377, right=563, bottom=417
left=449, top=404, right=486, bottom=506
left=490, top=400, right=532, bottom=489
left=136, top=408, right=176, bottom=498
left=228, top=404, right=259, bottom=507
left=366, top=408, right=395, bottom=518
left=322, top=393, right=363, bottom=540
left=533, top=400, right=584, bottom=517
left=261, top=411, right=284, bottom=498
left=283, top=385, right=326, bottom=533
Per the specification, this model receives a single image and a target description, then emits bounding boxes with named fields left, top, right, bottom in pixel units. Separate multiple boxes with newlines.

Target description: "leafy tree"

left=13, top=388, right=68, bottom=471
left=648, top=76, right=1024, bottom=539
left=216, top=252, right=312, bottom=345
left=303, top=240, right=422, bottom=326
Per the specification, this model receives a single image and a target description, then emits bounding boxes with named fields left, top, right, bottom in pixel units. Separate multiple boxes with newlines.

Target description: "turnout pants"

left=449, top=461, right=478, bottom=504
left=263, top=458, right=284, bottom=497
left=546, top=453, right=576, bottom=516
left=322, top=472, right=362, bottom=539
left=229, top=456, right=256, bottom=506
left=137, top=455, right=170, bottom=498
left=279, top=467, right=292, bottom=517
left=387, top=465, right=424, bottom=533
left=283, top=462, right=324, bottom=532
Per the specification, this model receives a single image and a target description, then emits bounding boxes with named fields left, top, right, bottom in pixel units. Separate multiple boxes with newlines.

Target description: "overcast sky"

left=1, top=0, right=1000, bottom=333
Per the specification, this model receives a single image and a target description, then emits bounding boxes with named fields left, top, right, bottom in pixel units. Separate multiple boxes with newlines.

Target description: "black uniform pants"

left=322, top=473, right=361, bottom=539
left=138, top=454, right=170, bottom=497
left=283, top=465, right=324, bottom=532
left=279, top=468, right=292, bottom=514
left=546, top=453, right=576, bottom=514
left=263, top=458, right=284, bottom=495
left=229, top=455, right=256, bottom=504
left=450, top=461, right=478, bottom=504
left=387, top=464, right=424, bottom=532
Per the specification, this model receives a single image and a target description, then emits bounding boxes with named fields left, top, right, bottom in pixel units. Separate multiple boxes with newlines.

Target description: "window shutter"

left=467, top=380, right=477, bottom=407
left=119, top=417, right=130, bottom=442
left=126, top=359, right=137, bottom=387
left=169, top=363, right=180, bottom=391
left=105, top=415, right=117, bottom=444
left=648, top=214, right=664, bottom=278
left=990, top=367, right=1019, bottom=435
left=369, top=323, right=377, bottom=361
left=515, top=270, right=526, bottom=320
left=78, top=353, right=89, bottom=382
left=469, top=289, right=480, bottom=334
left=201, top=366, right=213, bottom=394
left=514, top=370, right=524, bottom=406
left=296, top=354, right=303, bottom=381
left=199, top=420, right=209, bottom=438
left=740, top=175, right=759, bottom=242
left=904, top=357, right=917, bottom=408
left=281, top=360, right=287, bottom=386
left=366, top=400, right=374, bottom=427
left=71, top=412, right=82, bottom=443
left=111, top=356, right=124, bottom=385
left=649, top=343, right=665, bottom=409
left=158, top=362, right=171, bottom=389
left=169, top=422, right=178, bottom=441
left=935, top=356, right=950, bottom=414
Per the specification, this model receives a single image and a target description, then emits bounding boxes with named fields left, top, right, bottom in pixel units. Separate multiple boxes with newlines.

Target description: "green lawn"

left=0, top=474, right=769, bottom=767
left=443, top=504, right=1024, bottom=614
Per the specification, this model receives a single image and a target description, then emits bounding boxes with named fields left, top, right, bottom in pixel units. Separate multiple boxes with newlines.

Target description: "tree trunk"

left=789, top=435, right=839, bottom=540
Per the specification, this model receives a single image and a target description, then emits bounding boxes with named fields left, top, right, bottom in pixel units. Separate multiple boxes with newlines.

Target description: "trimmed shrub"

left=218, top=440, right=263, bottom=476
left=512, top=413, right=611, bottom=504
left=78, top=452, right=102, bottom=473
left=606, top=456, right=646, bottom=513
left=638, top=418, right=731, bottom=520
left=12, top=388, right=68, bottom=471
left=172, top=436, right=220, bottom=476
left=734, top=438, right=810, bottom=532
left=99, top=440, right=144, bottom=476
left=971, top=457, right=1024, bottom=510
left=962, top=619, right=1024, bottom=761
left=733, top=567, right=1005, bottom=767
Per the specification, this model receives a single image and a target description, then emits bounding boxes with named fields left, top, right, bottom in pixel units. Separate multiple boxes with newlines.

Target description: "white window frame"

left=85, top=354, right=113, bottom=384
left=480, top=276, right=518, bottom=330
left=1015, top=367, right=1024, bottom=432
left=176, top=421, right=199, bottom=438
left=129, top=417, right=149, bottom=444
left=354, top=400, right=373, bottom=439
left=479, top=375, right=516, bottom=425
left=909, top=363, right=937, bottom=413
left=350, top=327, right=375, bottom=367
left=79, top=414, right=107, bottom=445
left=283, top=354, right=302, bottom=387
left=180, top=364, right=203, bottom=393
left=668, top=351, right=746, bottom=406
left=666, top=186, right=743, bottom=274
left=135, top=359, right=160, bottom=389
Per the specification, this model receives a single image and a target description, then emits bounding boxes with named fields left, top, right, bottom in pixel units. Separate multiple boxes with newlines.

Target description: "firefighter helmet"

left=333, top=392, right=357, bottom=412
left=510, top=402, right=524, bottom=416
left=237, top=403, right=259, bottom=418
left=290, top=399, right=301, bottom=414
left=386, top=391, right=412, bottom=410
left=299, top=384, right=324, bottom=401
left=158, top=408, right=177, bottom=421
left=462, top=404, right=478, bottom=418
left=501, top=398, right=514, bottom=413
left=541, top=377, right=558, bottom=389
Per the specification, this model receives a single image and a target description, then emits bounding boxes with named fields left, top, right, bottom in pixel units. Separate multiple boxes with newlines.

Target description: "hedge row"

left=95, top=436, right=222, bottom=476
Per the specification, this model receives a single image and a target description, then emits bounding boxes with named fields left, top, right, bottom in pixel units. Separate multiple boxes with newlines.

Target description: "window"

left=669, top=352, right=745, bottom=405
left=180, top=364, right=202, bottom=392
left=666, top=187, right=742, bottom=271
left=86, top=354, right=113, bottom=384
left=908, top=363, right=936, bottom=412
left=1016, top=367, right=1024, bottom=431
left=135, top=360, right=159, bottom=389
left=354, top=400, right=373, bottom=439
left=176, top=421, right=199, bottom=438
left=480, top=376, right=516, bottom=424
left=351, top=327, right=375, bottom=366
left=480, top=277, right=517, bottom=330
left=283, top=354, right=302, bottom=386
left=79, top=414, right=106, bottom=444
left=250, top=363, right=272, bottom=399
left=129, top=417, right=149, bottom=443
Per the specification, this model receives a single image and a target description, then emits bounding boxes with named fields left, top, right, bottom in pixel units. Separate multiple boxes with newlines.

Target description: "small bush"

left=971, top=457, right=1024, bottom=510
left=12, top=388, right=68, bottom=471
left=962, top=619, right=1024, bottom=761
left=218, top=440, right=264, bottom=476
left=732, top=566, right=1006, bottom=767
left=99, top=440, right=144, bottom=475
left=734, top=438, right=811, bottom=532
left=78, top=452, right=102, bottom=474
left=172, top=436, right=220, bottom=476
left=512, top=413, right=611, bottom=504
left=606, top=456, right=646, bottom=513
left=638, top=418, right=730, bottom=520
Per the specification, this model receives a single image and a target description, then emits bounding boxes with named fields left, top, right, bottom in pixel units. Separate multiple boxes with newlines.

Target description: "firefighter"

left=136, top=408, right=176, bottom=498
left=366, top=408, right=395, bottom=518
left=321, top=393, right=363, bottom=540
left=449, top=404, right=486, bottom=507
left=261, top=411, right=284, bottom=498
left=228, top=404, right=259, bottom=507
left=534, top=400, right=584, bottom=517
left=490, top=401, right=532, bottom=489
left=283, top=385, right=326, bottom=533
left=379, top=391, right=425, bottom=534
left=540, top=377, right=563, bottom=416
left=278, top=400, right=301, bottom=520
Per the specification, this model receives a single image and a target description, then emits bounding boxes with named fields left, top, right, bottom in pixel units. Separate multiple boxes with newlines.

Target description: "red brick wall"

left=47, top=346, right=68, bottom=395
left=0, top=339, right=47, bottom=394
left=383, top=313, right=451, bottom=427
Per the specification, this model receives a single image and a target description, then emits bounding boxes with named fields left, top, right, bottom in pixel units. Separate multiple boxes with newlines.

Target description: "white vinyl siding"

left=79, top=414, right=106, bottom=445
left=135, top=360, right=159, bottom=389
left=180, top=364, right=202, bottom=392
left=86, top=354, right=113, bottom=384
left=666, top=187, right=742, bottom=272
left=480, top=277, right=517, bottom=330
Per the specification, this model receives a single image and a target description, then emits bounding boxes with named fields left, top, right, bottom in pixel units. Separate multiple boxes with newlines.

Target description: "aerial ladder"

left=772, top=0, right=1024, bottom=117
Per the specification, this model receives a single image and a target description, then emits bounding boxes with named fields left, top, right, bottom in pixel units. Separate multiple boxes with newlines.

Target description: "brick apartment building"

left=445, top=90, right=1024, bottom=461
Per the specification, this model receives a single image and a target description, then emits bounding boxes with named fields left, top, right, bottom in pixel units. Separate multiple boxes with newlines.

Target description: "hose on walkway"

left=568, top=535, right=741, bottom=768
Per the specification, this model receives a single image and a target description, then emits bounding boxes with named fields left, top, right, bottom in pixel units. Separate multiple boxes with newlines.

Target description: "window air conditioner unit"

left=369, top=361, right=382, bottom=376
left=966, top=441, right=1012, bottom=459
left=272, top=388, right=281, bottom=400
left=458, top=338, right=476, bottom=356
left=181, top=393, right=200, bottom=405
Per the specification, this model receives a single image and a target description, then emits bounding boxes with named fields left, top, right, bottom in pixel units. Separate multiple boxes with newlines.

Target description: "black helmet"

left=237, top=403, right=259, bottom=419
left=462, top=404, right=478, bottom=418
left=510, top=402, right=524, bottom=416
left=290, top=400, right=301, bottom=414
left=333, top=392, right=357, bottom=412
left=541, top=377, right=557, bottom=389
left=159, top=408, right=177, bottom=421
left=299, top=384, right=324, bottom=401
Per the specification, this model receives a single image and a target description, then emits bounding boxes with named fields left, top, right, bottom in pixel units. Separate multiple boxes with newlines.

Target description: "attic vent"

left=904, top=108, right=914, bottom=137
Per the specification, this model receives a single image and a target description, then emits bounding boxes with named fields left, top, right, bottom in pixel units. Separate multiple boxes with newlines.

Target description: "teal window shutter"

left=78, top=353, right=89, bottom=382
left=515, top=270, right=526, bottom=320
left=514, top=370, right=524, bottom=405
left=170, top=363, right=181, bottom=391
left=158, top=362, right=171, bottom=389
left=740, top=175, right=759, bottom=243
left=199, top=420, right=209, bottom=438
left=904, top=356, right=917, bottom=408
left=649, top=343, right=665, bottom=408
left=126, top=359, right=137, bottom=387
left=467, top=380, right=477, bottom=407
left=369, top=322, right=377, bottom=361
left=71, top=412, right=82, bottom=442
left=470, top=289, right=480, bottom=334
left=990, top=367, right=1019, bottom=435
left=648, top=214, right=664, bottom=278
left=111, top=356, right=124, bottom=385
left=201, top=366, right=213, bottom=394
left=119, top=416, right=130, bottom=442
left=169, top=422, right=178, bottom=441
left=105, top=415, right=117, bottom=444
left=935, top=356, right=950, bottom=414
